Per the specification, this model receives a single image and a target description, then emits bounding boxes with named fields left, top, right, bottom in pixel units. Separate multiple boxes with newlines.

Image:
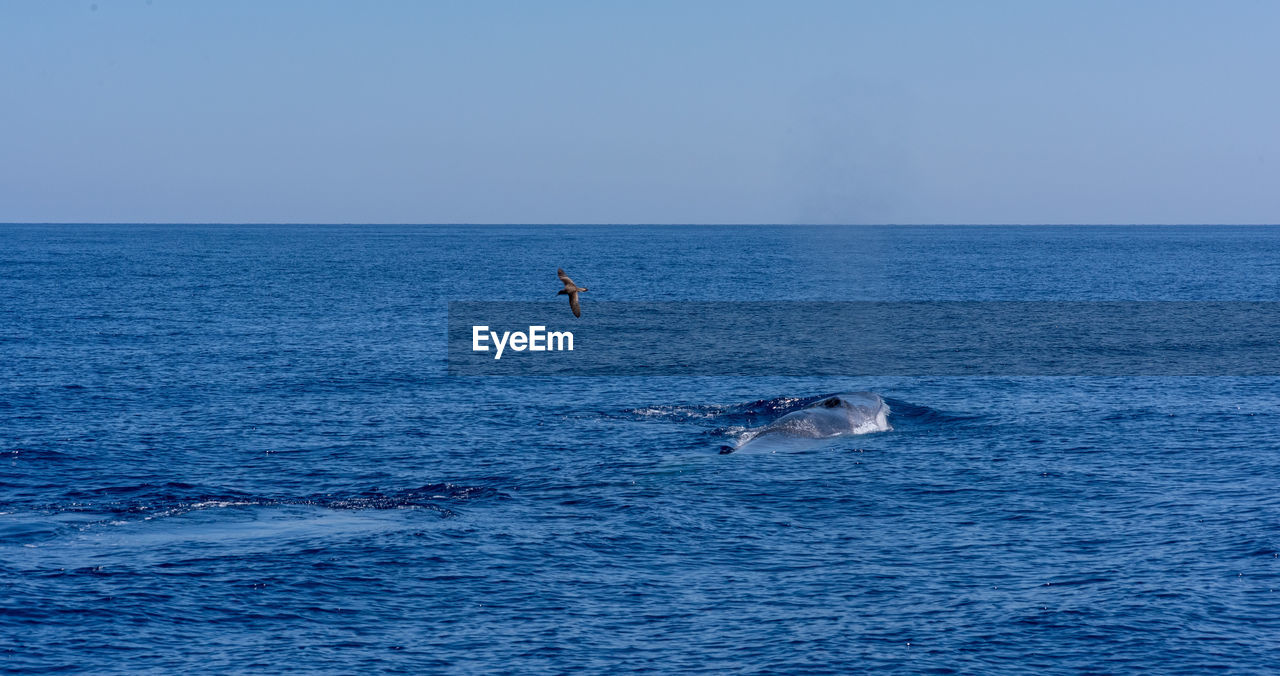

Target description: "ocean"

left=2, top=224, right=1279, bottom=673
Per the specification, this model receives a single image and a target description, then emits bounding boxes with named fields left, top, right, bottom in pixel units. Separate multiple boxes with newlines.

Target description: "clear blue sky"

left=3, top=1, right=1277, bottom=224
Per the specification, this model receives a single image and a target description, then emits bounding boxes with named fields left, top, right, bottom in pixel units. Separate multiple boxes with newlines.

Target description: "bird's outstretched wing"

left=557, top=268, right=575, bottom=288
left=568, top=292, right=581, bottom=318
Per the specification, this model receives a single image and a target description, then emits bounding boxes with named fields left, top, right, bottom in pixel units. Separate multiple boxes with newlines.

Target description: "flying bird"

left=557, top=268, right=588, bottom=318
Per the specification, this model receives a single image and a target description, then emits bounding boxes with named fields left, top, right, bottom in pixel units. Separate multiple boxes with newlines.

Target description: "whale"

left=727, top=392, right=891, bottom=454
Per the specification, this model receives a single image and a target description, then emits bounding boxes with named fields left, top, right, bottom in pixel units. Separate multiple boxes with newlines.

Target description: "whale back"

left=734, top=392, right=890, bottom=453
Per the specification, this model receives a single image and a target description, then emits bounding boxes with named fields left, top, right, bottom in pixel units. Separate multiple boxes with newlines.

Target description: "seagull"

left=557, top=268, right=588, bottom=318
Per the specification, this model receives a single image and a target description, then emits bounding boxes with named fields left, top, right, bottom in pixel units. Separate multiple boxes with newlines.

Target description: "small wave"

left=622, top=394, right=829, bottom=424
left=187, top=500, right=259, bottom=509
left=624, top=405, right=725, bottom=421
left=881, top=398, right=984, bottom=429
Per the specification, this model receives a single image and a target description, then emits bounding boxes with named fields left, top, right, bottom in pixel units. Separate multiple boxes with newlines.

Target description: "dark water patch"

left=8, top=482, right=508, bottom=523
left=1, top=447, right=70, bottom=460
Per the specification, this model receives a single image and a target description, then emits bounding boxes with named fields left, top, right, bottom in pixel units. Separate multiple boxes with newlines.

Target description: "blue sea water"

left=2, top=224, right=1279, bottom=673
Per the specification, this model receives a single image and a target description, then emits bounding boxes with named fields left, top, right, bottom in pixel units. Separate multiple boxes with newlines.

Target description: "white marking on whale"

left=729, top=392, right=891, bottom=454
